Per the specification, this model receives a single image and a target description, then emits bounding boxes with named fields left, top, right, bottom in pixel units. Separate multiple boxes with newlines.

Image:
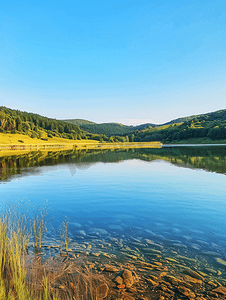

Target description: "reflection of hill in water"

left=1, top=146, right=226, bottom=181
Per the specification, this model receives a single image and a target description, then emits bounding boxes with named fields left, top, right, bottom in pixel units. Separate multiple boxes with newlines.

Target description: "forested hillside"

left=0, top=107, right=130, bottom=143
left=0, top=106, right=105, bottom=142
left=131, top=110, right=226, bottom=143
left=64, top=119, right=134, bottom=136
left=1, top=106, right=226, bottom=144
left=64, top=109, right=226, bottom=143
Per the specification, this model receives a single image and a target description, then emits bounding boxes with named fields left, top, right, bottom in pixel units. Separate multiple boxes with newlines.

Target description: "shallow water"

left=1, top=146, right=226, bottom=280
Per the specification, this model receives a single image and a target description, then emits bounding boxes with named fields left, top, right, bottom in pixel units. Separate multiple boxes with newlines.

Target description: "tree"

left=130, top=134, right=135, bottom=142
left=58, top=125, right=64, bottom=133
left=15, top=116, right=22, bottom=131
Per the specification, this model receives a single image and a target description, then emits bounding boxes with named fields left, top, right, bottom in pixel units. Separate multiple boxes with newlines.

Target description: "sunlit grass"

left=0, top=205, right=107, bottom=299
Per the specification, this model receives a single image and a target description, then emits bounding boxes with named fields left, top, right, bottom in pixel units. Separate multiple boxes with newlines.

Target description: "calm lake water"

left=1, top=146, right=226, bottom=273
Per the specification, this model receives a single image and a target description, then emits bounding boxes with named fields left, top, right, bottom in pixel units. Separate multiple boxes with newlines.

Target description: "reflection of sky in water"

left=0, top=159, right=226, bottom=247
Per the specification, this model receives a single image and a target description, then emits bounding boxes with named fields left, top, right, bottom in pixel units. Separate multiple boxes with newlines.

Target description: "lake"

left=1, top=146, right=226, bottom=297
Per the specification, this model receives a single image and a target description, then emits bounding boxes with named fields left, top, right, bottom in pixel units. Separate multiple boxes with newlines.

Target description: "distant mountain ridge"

left=1, top=106, right=226, bottom=144
left=63, top=109, right=226, bottom=136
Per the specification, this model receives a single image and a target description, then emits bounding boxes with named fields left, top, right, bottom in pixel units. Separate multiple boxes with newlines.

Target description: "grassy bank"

left=0, top=133, right=162, bottom=157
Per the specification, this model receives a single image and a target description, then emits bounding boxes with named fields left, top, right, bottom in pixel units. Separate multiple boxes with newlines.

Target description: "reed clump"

left=0, top=207, right=107, bottom=299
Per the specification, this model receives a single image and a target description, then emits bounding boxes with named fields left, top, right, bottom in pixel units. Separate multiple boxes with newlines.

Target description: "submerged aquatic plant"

left=60, top=218, right=70, bottom=256
left=32, top=206, right=49, bottom=250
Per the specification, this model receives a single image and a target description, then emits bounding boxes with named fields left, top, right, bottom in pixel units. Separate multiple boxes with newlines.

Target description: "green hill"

left=63, top=119, right=134, bottom=136
left=1, top=106, right=226, bottom=145
left=64, top=109, right=226, bottom=143
left=0, top=106, right=108, bottom=142
left=132, top=109, right=226, bottom=143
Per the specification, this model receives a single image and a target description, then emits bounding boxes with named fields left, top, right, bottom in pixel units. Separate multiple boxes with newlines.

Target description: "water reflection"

left=1, top=146, right=226, bottom=181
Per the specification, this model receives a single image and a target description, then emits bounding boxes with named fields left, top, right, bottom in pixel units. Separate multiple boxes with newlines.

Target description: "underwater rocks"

left=104, top=266, right=119, bottom=272
left=97, top=283, right=109, bottom=298
left=122, top=269, right=134, bottom=288
left=77, top=230, right=86, bottom=236
left=215, top=257, right=226, bottom=266
left=89, top=228, right=109, bottom=235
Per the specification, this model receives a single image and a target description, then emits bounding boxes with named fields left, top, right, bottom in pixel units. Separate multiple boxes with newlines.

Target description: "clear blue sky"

left=1, top=0, right=225, bottom=125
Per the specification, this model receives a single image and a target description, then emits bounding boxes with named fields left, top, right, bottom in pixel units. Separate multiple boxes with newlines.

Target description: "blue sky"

left=0, top=0, right=225, bottom=125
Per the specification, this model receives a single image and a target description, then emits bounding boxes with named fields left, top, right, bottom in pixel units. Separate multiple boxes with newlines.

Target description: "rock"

left=177, top=286, right=195, bottom=298
left=172, top=227, right=182, bottom=233
left=142, top=248, right=162, bottom=254
left=183, top=275, right=203, bottom=284
left=122, top=270, right=134, bottom=288
left=97, top=283, right=109, bottom=299
left=196, top=240, right=209, bottom=245
left=165, top=275, right=183, bottom=286
left=172, top=243, right=187, bottom=248
left=89, top=228, right=108, bottom=235
left=105, top=266, right=119, bottom=272
left=205, top=267, right=218, bottom=274
left=114, top=276, right=124, bottom=285
left=159, top=284, right=172, bottom=294
left=77, top=230, right=86, bottom=236
left=117, top=284, right=125, bottom=289
left=58, top=285, right=65, bottom=290
left=208, top=281, right=218, bottom=287
left=189, top=244, right=201, bottom=250
left=215, top=257, right=226, bottom=266
left=144, top=229, right=156, bottom=236
left=91, top=252, right=100, bottom=257
left=184, top=269, right=204, bottom=281
left=149, top=275, right=158, bottom=281
left=213, top=286, right=226, bottom=295
left=146, top=278, right=158, bottom=286
left=206, top=291, right=219, bottom=298
left=144, top=239, right=163, bottom=248
left=165, top=257, right=180, bottom=263
left=71, top=222, right=82, bottom=228
left=160, top=272, right=168, bottom=277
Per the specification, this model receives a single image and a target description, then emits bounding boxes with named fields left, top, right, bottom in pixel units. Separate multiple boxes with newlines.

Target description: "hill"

left=132, top=109, right=226, bottom=143
left=63, top=119, right=134, bottom=136
left=0, top=106, right=108, bottom=143
left=64, top=109, right=226, bottom=143
left=1, top=106, right=226, bottom=145
left=63, top=119, right=158, bottom=136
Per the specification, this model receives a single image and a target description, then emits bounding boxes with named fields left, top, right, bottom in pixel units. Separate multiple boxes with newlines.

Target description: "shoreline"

left=0, top=141, right=162, bottom=157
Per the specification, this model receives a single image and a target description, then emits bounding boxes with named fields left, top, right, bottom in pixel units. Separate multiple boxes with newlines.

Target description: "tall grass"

left=0, top=214, right=33, bottom=299
left=0, top=206, right=108, bottom=300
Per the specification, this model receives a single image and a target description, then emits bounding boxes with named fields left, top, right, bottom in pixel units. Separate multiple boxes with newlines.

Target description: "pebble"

left=215, top=257, right=226, bottom=266
left=89, top=228, right=108, bottom=235
left=183, top=269, right=204, bottom=281
left=105, top=266, right=119, bottom=272
left=70, top=222, right=82, bottom=228
left=122, top=269, right=134, bottom=288
left=213, top=286, right=226, bottom=295
left=178, top=286, right=196, bottom=298
left=144, top=239, right=163, bottom=249
left=144, top=229, right=156, bottom=236
left=97, top=283, right=109, bottom=299
left=77, top=230, right=86, bottom=236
